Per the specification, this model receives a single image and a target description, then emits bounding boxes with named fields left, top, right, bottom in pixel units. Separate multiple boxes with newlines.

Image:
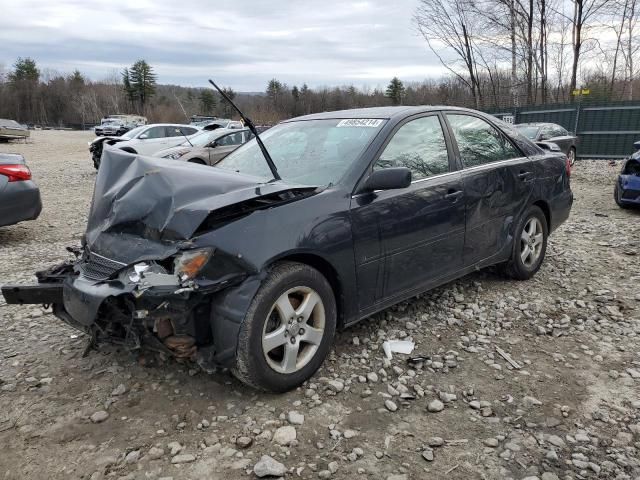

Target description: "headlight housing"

left=174, top=248, right=213, bottom=281
left=164, top=149, right=190, bottom=160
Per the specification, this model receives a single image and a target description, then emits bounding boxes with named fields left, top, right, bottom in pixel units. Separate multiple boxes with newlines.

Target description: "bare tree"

left=415, top=0, right=484, bottom=107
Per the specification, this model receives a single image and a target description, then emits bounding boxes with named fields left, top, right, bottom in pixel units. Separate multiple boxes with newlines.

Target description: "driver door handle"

left=444, top=189, right=463, bottom=201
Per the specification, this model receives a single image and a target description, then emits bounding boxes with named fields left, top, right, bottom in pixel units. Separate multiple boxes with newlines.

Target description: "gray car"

left=0, top=153, right=42, bottom=227
left=153, top=128, right=253, bottom=165
left=515, top=123, right=578, bottom=165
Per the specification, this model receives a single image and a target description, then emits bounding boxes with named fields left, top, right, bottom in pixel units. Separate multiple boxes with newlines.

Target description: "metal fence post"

left=573, top=97, right=581, bottom=135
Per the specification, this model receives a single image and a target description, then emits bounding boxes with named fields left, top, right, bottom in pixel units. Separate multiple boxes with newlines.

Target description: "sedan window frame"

left=352, top=111, right=457, bottom=195
left=441, top=111, right=526, bottom=171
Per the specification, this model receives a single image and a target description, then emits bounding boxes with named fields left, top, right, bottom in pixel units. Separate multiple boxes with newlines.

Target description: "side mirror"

left=361, top=167, right=411, bottom=192
left=139, top=133, right=148, bottom=140
left=536, top=141, right=561, bottom=152
left=538, top=133, right=550, bottom=141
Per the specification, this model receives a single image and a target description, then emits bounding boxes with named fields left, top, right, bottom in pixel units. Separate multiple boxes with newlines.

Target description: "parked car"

left=95, top=115, right=147, bottom=136
left=614, top=141, right=640, bottom=208
left=0, top=119, right=30, bottom=141
left=89, top=124, right=200, bottom=169
left=2, top=106, right=573, bottom=392
left=515, top=122, right=578, bottom=165
left=0, top=153, right=42, bottom=227
left=153, top=128, right=253, bottom=165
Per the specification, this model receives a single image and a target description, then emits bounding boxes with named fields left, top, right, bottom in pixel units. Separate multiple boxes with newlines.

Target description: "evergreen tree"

left=199, top=90, right=217, bottom=115
left=122, top=60, right=157, bottom=112
left=385, top=77, right=406, bottom=105
left=8, top=57, right=40, bottom=122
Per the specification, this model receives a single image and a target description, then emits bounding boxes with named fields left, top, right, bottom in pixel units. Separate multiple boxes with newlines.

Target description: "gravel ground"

left=0, top=130, right=639, bottom=480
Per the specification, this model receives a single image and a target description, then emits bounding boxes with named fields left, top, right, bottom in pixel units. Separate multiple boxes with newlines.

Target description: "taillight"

left=0, top=164, right=32, bottom=182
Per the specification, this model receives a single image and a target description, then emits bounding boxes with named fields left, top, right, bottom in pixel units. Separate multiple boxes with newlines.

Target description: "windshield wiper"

left=208, top=79, right=281, bottom=181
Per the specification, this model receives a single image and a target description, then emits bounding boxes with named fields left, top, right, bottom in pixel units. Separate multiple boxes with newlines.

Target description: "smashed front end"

left=617, top=157, right=640, bottom=206
left=3, top=245, right=248, bottom=363
left=2, top=149, right=313, bottom=368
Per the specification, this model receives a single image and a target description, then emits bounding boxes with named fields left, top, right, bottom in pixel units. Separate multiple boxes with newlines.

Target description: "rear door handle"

left=444, top=189, right=463, bottom=201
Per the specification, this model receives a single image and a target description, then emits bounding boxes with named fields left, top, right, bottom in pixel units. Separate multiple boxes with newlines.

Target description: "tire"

left=233, top=262, right=337, bottom=392
left=567, top=147, right=576, bottom=166
left=92, top=153, right=101, bottom=170
left=503, top=205, right=548, bottom=280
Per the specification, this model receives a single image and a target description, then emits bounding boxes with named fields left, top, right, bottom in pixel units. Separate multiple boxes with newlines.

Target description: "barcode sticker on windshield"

left=337, top=119, right=384, bottom=128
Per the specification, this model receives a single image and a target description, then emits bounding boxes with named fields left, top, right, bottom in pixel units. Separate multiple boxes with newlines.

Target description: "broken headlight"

left=173, top=248, right=213, bottom=282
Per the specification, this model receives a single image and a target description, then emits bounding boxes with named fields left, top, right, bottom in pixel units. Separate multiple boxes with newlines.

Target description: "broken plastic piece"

left=382, top=340, right=415, bottom=359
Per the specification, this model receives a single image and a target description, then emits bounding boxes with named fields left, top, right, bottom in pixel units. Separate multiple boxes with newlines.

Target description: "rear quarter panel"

left=529, top=152, right=572, bottom=231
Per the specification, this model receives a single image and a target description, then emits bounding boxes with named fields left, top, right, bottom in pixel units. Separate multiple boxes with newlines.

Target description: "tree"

left=122, top=60, right=157, bottom=112
left=569, top=0, right=612, bottom=94
left=199, top=90, right=217, bottom=115
left=415, top=0, right=484, bottom=107
left=385, top=77, right=406, bottom=105
left=218, top=87, right=236, bottom=118
left=8, top=57, right=40, bottom=122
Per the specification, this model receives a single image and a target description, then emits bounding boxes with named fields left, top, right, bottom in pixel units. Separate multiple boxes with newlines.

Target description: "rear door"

left=350, top=113, right=465, bottom=308
left=444, top=113, right=534, bottom=266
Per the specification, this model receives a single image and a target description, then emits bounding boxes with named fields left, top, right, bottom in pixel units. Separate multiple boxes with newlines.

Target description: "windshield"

left=514, top=125, right=540, bottom=140
left=181, top=129, right=231, bottom=147
left=216, top=119, right=386, bottom=186
left=121, top=125, right=148, bottom=139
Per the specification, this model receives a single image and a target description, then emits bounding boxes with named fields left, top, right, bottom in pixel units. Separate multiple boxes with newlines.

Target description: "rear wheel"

left=233, top=262, right=336, bottom=392
left=502, top=205, right=548, bottom=280
left=567, top=147, right=576, bottom=166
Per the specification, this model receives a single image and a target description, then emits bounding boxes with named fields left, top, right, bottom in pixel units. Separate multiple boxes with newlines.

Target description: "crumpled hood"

left=85, top=149, right=308, bottom=264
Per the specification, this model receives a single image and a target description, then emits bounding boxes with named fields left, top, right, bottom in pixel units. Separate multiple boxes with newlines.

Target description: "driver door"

left=350, top=114, right=465, bottom=310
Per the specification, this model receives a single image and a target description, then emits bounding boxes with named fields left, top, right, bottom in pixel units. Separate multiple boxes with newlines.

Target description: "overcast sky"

left=0, top=0, right=447, bottom=91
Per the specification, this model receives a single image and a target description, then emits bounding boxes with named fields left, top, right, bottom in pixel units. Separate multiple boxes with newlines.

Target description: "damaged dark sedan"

left=2, top=106, right=573, bottom=392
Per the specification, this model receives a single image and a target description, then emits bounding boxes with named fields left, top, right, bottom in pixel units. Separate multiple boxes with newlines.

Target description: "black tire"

left=614, top=184, right=629, bottom=208
left=92, top=153, right=101, bottom=170
left=568, top=147, right=577, bottom=166
left=233, top=262, right=337, bottom=392
left=503, top=205, right=548, bottom=280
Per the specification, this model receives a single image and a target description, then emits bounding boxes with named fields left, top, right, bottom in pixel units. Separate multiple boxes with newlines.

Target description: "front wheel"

left=502, top=205, right=548, bottom=280
left=233, top=262, right=336, bottom=392
left=567, top=147, right=576, bottom=166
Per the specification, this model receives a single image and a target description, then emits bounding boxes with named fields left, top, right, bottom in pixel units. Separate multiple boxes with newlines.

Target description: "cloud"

left=0, top=0, right=445, bottom=91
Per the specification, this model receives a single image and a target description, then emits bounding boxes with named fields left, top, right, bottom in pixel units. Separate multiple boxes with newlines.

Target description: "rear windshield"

left=514, top=125, right=540, bottom=140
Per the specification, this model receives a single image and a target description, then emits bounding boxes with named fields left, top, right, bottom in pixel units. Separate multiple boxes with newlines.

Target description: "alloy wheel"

left=520, top=217, right=544, bottom=268
left=262, top=286, right=326, bottom=374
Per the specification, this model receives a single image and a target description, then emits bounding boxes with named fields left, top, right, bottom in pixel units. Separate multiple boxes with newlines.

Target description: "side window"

left=374, top=116, right=449, bottom=181
left=141, top=126, right=166, bottom=139
left=552, top=126, right=568, bottom=137
left=183, top=127, right=198, bottom=136
left=217, top=132, right=244, bottom=146
left=447, top=114, right=521, bottom=167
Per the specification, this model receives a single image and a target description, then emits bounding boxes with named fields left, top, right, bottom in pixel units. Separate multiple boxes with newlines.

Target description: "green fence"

left=488, top=100, right=640, bottom=159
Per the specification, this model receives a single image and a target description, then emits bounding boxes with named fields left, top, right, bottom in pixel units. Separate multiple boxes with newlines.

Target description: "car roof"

left=284, top=105, right=480, bottom=122
left=515, top=122, right=562, bottom=128
left=144, top=123, right=197, bottom=127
